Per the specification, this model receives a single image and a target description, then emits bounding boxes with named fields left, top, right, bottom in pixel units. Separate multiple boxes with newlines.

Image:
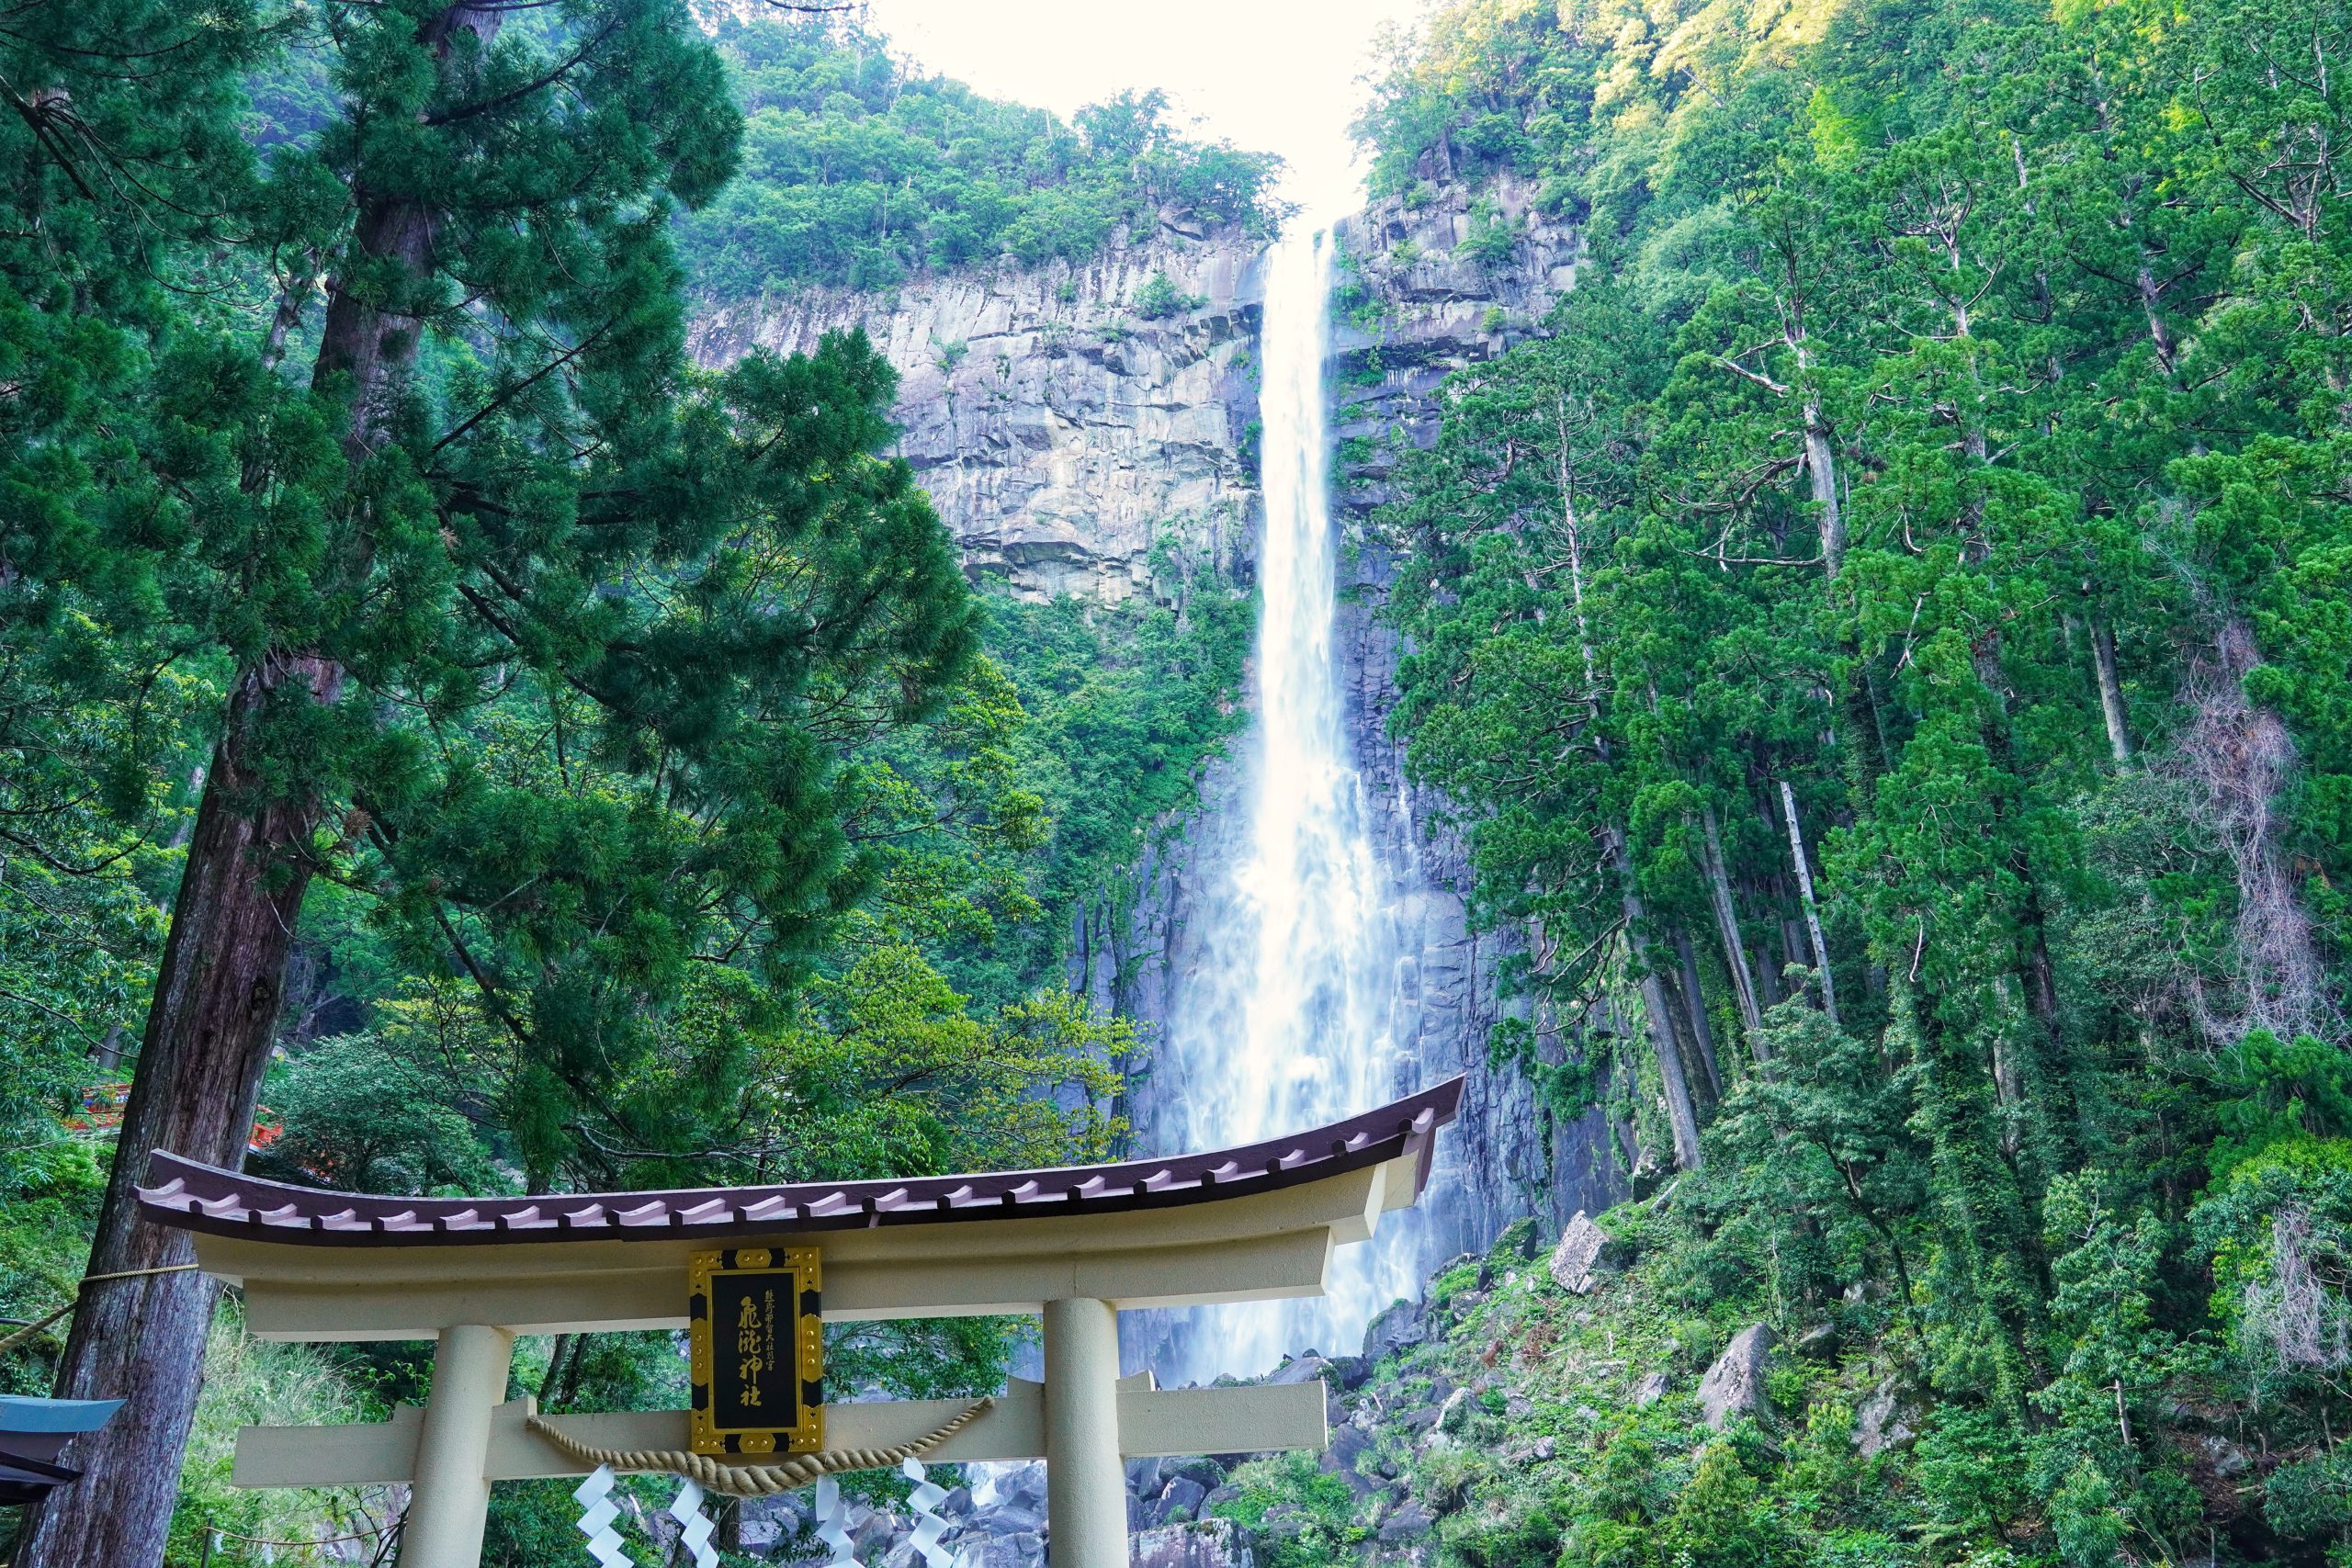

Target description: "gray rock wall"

left=688, top=227, right=1265, bottom=604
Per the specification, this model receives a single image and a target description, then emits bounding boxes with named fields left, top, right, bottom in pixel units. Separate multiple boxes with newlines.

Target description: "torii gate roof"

left=138, top=1078, right=1462, bottom=1248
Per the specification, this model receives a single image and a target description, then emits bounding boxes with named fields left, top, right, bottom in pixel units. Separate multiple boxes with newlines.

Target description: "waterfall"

left=1149, top=221, right=1427, bottom=1384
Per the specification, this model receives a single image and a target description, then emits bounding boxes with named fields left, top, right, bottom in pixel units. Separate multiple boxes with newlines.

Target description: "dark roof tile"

left=136, top=1079, right=1463, bottom=1248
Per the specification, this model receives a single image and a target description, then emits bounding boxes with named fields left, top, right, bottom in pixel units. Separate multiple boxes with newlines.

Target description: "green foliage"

left=0, top=2, right=1260, bottom=1555
left=963, top=547, right=1255, bottom=999
left=1360, top=0, right=2352, bottom=1558
left=2213, top=1031, right=2352, bottom=1174
left=260, top=1032, right=497, bottom=1194
left=1213, top=1451, right=1366, bottom=1568
left=1134, top=269, right=1207, bottom=321
left=172, top=1310, right=390, bottom=1568
left=676, top=16, right=1284, bottom=296
left=1655, top=1444, right=1803, bottom=1566
left=0, top=1144, right=105, bottom=1394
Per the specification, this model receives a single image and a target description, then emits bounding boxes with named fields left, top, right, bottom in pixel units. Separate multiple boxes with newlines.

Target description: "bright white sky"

left=858, top=0, right=1433, bottom=222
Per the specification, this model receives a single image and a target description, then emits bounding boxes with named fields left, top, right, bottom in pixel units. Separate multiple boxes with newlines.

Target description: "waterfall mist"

left=1147, top=222, right=1429, bottom=1384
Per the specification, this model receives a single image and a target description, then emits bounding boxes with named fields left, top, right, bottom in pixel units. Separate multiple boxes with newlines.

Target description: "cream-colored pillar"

left=1042, top=1297, right=1126, bottom=1568
left=399, top=1324, right=514, bottom=1568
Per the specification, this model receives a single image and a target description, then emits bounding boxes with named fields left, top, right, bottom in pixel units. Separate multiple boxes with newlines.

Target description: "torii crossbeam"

left=137, top=1077, right=1462, bottom=1568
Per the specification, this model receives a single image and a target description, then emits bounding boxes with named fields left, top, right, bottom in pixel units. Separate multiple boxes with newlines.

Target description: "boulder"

left=852, top=1511, right=899, bottom=1558
left=1546, top=1211, right=1625, bottom=1294
left=1363, top=1298, right=1429, bottom=1361
left=1164, top=1455, right=1227, bottom=1492
left=969, top=1533, right=1044, bottom=1568
left=1257, top=1504, right=1308, bottom=1540
left=1132, top=1518, right=1256, bottom=1568
left=1494, top=1215, right=1542, bottom=1259
left=1794, top=1322, right=1839, bottom=1359
left=990, top=1461, right=1047, bottom=1511
left=1320, top=1425, right=1382, bottom=1496
left=1632, top=1371, right=1670, bottom=1407
left=1269, top=1353, right=1329, bottom=1386
left=1854, top=1378, right=1917, bottom=1459
left=1377, top=1500, right=1435, bottom=1543
left=1156, top=1477, right=1207, bottom=1524
left=1697, top=1324, right=1776, bottom=1429
left=736, top=1511, right=782, bottom=1552
left=2195, top=1433, right=2253, bottom=1479
left=1326, top=1354, right=1374, bottom=1392
left=976, top=1501, right=1046, bottom=1538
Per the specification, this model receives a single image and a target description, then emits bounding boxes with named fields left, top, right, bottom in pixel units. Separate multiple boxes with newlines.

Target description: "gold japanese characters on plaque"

left=687, top=1247, right=823, bottom=1455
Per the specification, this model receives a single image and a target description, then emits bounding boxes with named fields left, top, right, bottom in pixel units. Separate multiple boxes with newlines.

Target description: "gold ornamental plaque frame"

left=687, top=1247, right=822, bottom=1455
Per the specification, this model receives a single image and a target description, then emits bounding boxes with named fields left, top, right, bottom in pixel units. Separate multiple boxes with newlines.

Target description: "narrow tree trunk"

left=259, top=248, right=321, bottom=374
left=1611, top=828, right=1703, bottom=1171
left=540, top=1333, right=576, bottom=1405
left=1778, top=780, right=1841, bottom=1030
left=1638, top=956, right=1706, bottom=1172
left=1699, top=805, right=1766, bottom=1043
left=1672, top=927, right=1724, bottom=1100
left=1971, top=631, right=2067, bottom=1040
left=2091, top=619, right=2132, bottom=766
left=312, top=3, right=503, bottom=457
left=1988, top=982, right=2027, bottom=1157
left=15, top=656, right=339, bottom=1568
left=1803, top=408, right=1846, bottom=578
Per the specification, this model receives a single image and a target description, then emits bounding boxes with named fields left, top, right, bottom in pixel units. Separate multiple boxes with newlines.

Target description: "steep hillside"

left=1318, top=0, right=2352, bottom=1561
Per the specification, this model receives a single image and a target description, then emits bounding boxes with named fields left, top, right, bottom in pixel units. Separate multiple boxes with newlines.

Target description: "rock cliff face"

left=1326, top=173, right=1623, bottom=1246
left=687, top=228, right=1263, bottom=604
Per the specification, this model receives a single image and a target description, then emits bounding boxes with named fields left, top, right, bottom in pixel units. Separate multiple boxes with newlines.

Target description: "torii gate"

left=137, top=1078, right=1461, bottom=1568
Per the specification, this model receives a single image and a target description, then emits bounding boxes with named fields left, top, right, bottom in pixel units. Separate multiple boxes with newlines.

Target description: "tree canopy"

left=675, top=14, right=1288, bottom=297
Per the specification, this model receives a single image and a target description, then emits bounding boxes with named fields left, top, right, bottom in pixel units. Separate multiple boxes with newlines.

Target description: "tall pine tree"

left=8, top=5, right=976, bottom=1564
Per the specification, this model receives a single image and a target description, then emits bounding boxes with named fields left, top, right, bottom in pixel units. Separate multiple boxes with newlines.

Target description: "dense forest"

left=1303, top=0, right=2352, bottom=1561
left=0, top=5, right=1250, bottom=1565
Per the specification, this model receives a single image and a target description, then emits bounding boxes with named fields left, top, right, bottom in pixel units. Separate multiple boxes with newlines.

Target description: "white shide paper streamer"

left=571, top=1463, right=633, bottom=1568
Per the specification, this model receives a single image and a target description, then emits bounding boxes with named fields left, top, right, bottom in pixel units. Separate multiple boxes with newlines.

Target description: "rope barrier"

left=525, top=1397, right=995, bottom=1497
left=0, top=1261, right=199, bottom=1356
left=208, top=1523, right=387, bottom=1548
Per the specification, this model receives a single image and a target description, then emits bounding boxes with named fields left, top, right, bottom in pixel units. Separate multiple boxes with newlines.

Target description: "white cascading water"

left=1153, top=221, right=1425, bottom=1383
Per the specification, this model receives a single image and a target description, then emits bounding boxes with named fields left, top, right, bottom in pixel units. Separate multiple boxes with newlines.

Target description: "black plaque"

left=688, top=1247, right=821, bottom=1455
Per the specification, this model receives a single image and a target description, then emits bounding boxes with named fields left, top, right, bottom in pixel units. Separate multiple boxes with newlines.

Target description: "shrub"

left=1134, top=268, right=1206, bottom=320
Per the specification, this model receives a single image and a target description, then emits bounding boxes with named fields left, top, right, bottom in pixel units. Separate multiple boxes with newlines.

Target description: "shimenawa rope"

left=0, top=1261, right=201, bottom=1356
left=525, top=1397, right=994, bottom=1497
